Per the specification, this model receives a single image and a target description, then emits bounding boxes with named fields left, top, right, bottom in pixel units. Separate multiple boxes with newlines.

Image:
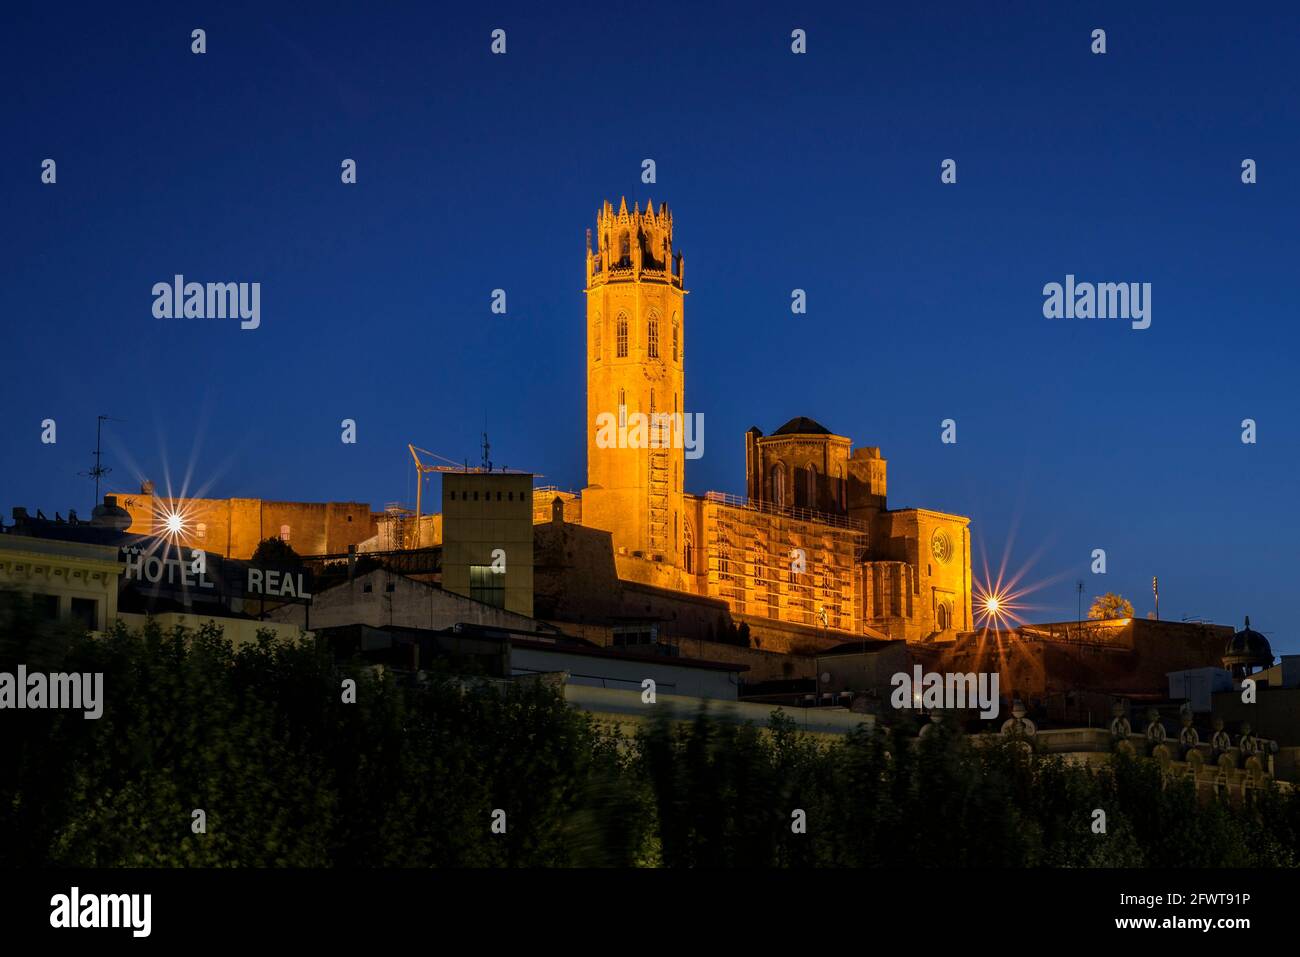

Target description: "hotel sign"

left=119, top=543, right=312, bottom=606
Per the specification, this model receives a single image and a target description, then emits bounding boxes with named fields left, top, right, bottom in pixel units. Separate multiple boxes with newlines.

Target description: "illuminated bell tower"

left=583, top=198, right=686, bottom=573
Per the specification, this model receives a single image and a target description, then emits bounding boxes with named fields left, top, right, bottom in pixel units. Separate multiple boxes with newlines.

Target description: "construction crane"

left=407, top=442, right=537, bottom=549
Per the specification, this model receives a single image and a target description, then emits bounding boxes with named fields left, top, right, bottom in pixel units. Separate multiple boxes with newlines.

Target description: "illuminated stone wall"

left=116, top=490, right=377, bottom=559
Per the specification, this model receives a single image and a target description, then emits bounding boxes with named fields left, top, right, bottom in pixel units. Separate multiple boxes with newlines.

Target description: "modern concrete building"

left=440, top=471, right=534, bottom=617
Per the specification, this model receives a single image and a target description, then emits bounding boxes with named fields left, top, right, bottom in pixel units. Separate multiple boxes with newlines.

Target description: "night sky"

left=4, top=2, right=1296, bottom=651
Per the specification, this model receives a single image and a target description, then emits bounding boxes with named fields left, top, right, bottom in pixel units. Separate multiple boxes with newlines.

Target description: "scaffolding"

left=382, top=503, right=414, bottom=550
left=702, top=497, right=865, bottom=633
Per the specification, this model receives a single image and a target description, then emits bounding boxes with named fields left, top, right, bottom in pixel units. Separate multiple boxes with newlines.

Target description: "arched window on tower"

left=769, top=463, right=787, bottom=506
left=592, top=312, right=601, bottom=361
left=794, top=467, right=810, bottom=509
left=619, top=232, right=630, bottom=260
left=616, top=312, right=628, bottom=357
left=672, top=315, right=679, bottom=361
left=805, top=464, right=819, bottom=510
left=683, top=523, right=694, bottom=575
left=647, top=312, right=659, bottom=358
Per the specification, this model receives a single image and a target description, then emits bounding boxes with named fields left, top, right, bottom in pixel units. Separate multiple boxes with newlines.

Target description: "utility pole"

left=1152, top=576, right=1159, bottom=621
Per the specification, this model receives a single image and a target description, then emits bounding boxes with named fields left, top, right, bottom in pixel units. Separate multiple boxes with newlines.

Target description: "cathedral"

left=577, top=198, right=973, bottom=643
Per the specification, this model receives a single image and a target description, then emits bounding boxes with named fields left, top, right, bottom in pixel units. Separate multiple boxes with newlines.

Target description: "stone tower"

left=582, top=198, right=686, bottom=575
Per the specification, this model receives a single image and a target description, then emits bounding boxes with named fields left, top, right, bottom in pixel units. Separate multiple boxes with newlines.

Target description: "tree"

left=251, top=535, right=302, bottom=566
left=1089, top=592, right=1135, bottom=620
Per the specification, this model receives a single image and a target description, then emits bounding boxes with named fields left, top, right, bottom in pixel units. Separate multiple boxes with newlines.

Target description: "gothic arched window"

left=619, top=232, right=630, bottom=259
left=683, top=523, right=695, bottom=575
left=647, top=312, right=659, bottom=358
left=592, top=312, right=602, bottom=361
left=672, top=315, right=679, bottom=361
left=616, top=312, right=628, bottom=357
left=769, top=463, right=787, bottom=506
left=805, top=464, right=819, bottom=509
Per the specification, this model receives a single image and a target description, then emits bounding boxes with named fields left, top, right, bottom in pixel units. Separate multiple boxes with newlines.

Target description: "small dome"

left=91, top=496, right=132, bottom=531
left=1224, top=617, right=1272, bottom=668
left=773, top=416, right=833, bottom=436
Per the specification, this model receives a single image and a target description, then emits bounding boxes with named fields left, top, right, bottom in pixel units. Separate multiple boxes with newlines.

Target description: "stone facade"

left=578, top=199, right=973, bottom=642
left=581, top=198, right=686, bottom=572
left=115, top=489, right=377, bottom=559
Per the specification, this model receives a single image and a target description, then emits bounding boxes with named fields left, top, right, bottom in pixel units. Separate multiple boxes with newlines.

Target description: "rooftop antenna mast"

left=78, top=415, right=121, bottom=506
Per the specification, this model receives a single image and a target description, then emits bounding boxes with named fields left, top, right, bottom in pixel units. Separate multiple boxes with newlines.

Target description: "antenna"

left=78, top=415, right=122, bottom=506
left=481, top=431, right=492, bottom=472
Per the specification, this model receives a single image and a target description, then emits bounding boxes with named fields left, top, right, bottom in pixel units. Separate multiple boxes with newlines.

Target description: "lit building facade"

left=579, top=199, right=973, bottom=642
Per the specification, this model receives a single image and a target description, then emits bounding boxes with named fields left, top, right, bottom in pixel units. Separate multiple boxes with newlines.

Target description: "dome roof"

left=91, top=497, right=132, bottom=531
left=773, top=416, right=833, bottom=436
left=1225, top=617, right=1272, bottom=662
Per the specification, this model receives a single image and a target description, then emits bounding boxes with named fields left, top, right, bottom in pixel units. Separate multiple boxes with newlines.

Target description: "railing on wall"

left=703, top=490, right=869, bottom=533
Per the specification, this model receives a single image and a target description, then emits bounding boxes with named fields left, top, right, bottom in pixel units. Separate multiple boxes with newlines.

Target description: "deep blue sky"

left=3, top=2, right=1296, bottom=651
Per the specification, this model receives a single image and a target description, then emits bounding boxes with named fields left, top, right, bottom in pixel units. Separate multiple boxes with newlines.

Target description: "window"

left=32, top=593, right=59, bottom=621
left=619, top=232, right=630, bottom=259
left=616, top=312, right=628, bottom=357
left=470, top=565, right=505, bottom=608
left=648, top=311, right=659, bottom=358
left=794, top=466, right=817, bottom=509
left=593, top=313, right=602, bottom=360
left=937, top=603, right=950, bottom=631
left=769, top=463, right=787, bottom=505
left=672, top=315, right=679, bottom=361
left=683, top=525, right=694, bottom=574
left=70, top=598, right=98, bottom=631
left=279, top=524, right=290, bottom=542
